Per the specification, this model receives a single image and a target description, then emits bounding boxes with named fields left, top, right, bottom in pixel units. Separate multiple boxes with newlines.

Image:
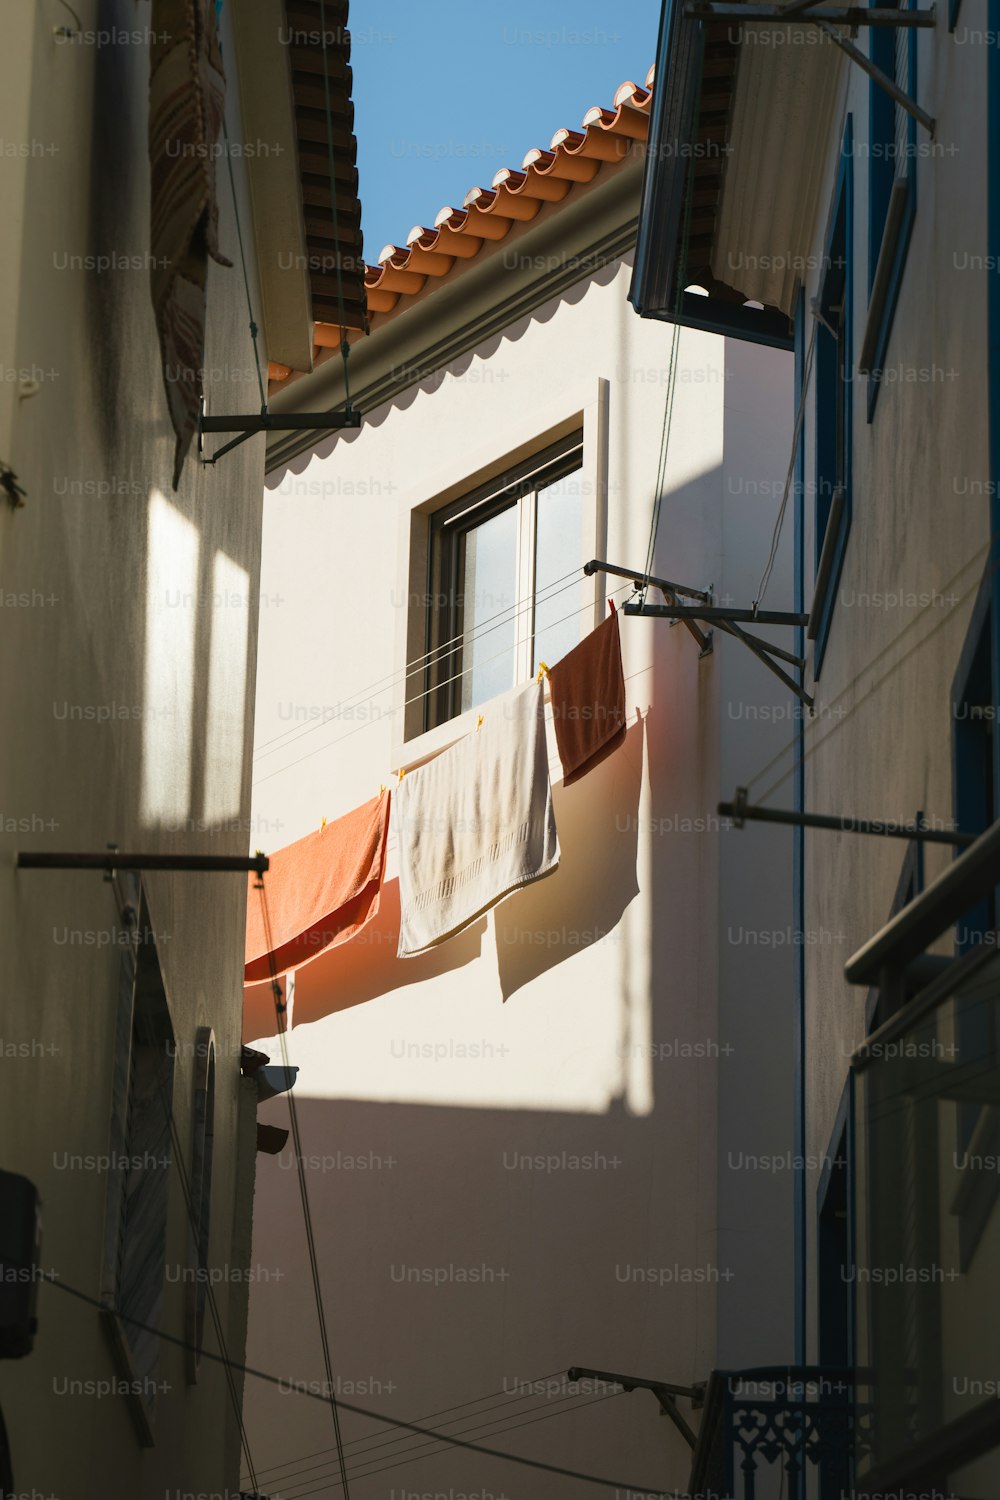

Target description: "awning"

left=244, top=789, right=390, bottom=984
left=630, top=0, right=843, bottom=347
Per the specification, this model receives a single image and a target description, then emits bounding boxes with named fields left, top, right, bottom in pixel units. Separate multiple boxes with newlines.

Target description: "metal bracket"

left=719, top=788, right=975, bottom=847
left=583, top=558, right=710, bottom=603
left=567, top=1365, right=705, bottom=1449
left=584, top=558, right=714, bottom=655
left=623, top=600, right=814, bottom=709
left=198, top=402, right=361, bottom=463
left=813, top=19, right=936, bottom=136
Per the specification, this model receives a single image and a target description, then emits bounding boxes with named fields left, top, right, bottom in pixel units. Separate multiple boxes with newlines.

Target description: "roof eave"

left=229, top=0, right=315, bottom=373
left=264, top=155, right=644, bottom=472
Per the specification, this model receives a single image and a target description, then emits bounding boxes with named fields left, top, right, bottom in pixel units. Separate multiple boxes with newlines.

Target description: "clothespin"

left=398, top=766, right=406, bottom=785
left=378, top=782, right=386, bottom=799
left=320, top=816, right=327, bottom=830
left=476, top=714, right=485, bottom=730
left=536, top=661, right=550, bottom=683
left=608, top=598, right=617, bottom=615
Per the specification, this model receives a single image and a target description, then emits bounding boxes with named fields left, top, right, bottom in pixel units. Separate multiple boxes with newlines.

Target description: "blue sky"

left=350, top=0, right=662, bottom=258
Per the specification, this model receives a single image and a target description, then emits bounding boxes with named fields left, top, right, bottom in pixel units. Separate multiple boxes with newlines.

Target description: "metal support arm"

left=567, top=1365, right=704, bottom=1450
left=584, top=558, right=710, bottom=603
left=624, top=603, right=809, bottom=627
left=719, top=787, right=974, bottom=848
left=199, top=405, right=361, bottom=463
left=17, top=851, right=270, bottom=874
left=682, top=4, right=936, bottom=136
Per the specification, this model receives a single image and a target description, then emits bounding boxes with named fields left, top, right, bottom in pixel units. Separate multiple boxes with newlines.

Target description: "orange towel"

left=245, top=791, right=391, bottom=984
left=547, top=611, right=627, bottom=786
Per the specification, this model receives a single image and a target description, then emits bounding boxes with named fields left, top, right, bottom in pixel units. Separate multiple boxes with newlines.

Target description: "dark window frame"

left=423, top=433, right=584, bottom=732
left=812, top=115, right=854, bottom=677
left=185, top=1026, right=216, bottom=1384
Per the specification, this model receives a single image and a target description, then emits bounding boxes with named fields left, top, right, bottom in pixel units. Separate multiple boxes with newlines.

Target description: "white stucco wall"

left=0, top=2, right=272, bottom=1493
left=245, top=253, right=796, bottom=1499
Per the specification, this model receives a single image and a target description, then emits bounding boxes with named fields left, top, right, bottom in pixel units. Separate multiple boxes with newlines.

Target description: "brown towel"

left=149, top=0, right=232, bottom=488
left=548, top=610, right=627, bottom=786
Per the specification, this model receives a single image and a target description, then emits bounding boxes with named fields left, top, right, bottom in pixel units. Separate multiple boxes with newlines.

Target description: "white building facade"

left=245, top=78, right=800, bottom=1500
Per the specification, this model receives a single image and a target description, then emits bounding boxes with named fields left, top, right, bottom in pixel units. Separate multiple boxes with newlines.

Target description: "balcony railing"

left=688, top=1366, right=864, bottom=1500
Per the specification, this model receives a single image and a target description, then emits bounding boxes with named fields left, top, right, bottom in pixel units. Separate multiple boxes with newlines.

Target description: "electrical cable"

left=247, top=1370, right=570, bottom=1482
left=37, top=1275, right=678, bottom=1498
left=263, top=1384, right=625, bottom=1494
left=285, top=1391, right=630, bottom=1500
left=754, top=318, right=819, bottom=613
left=220, top=115, right=267, bottom=414
left=744, top=550, right=987, bottom=810
left=257, top=879, right=352, bottom=1500
left=642, top=25, right=704, bottom=591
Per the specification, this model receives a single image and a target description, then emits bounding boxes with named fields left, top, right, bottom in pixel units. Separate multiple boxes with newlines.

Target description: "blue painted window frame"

left=866, top=0, right=918, bottom=422
left=948, top=0, right=963, bottom=30
left=812, top=116, right=854, bottom=676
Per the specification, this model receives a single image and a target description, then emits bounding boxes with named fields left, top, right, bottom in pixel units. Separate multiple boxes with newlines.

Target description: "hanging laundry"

left=395, top=681, right=559, bottom=957
left=149, top=0, right=232, bottom=488
left=547, top=609, right=627, bottom=785
left=244, top=790, right=391, bottom=984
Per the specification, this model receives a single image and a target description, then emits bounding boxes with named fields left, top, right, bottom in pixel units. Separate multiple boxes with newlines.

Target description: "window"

left=101, top=876, right=175, bottom=1445
left=811, top=117, right=853, bottom=676
left=422, top=435, right=584, bottom=732
left=863, top=0, right=917, bottom=419
left=185, top=1026, right=216, bottom=1384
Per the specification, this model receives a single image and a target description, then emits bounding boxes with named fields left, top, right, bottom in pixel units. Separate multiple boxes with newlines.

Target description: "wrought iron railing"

left=688, top=1365, right=865, bottom=1500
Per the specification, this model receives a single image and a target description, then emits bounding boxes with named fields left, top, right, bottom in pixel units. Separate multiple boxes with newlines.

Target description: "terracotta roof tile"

left=270, top=67, right=653, bottom=393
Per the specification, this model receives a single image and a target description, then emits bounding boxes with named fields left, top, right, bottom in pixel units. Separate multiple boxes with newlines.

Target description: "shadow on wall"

left=274, top=255, right=626, bottom=478
left=244, top=714, right=646, bottom=1035
left=243, top=1090, right=704, bottom=1500
left=244, top=878, right=488, bottom=1038
left=495, top=715, right=644, bottom=1003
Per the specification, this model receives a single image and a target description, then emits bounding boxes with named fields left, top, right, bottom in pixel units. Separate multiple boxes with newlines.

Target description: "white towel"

left=396, top=680, right=560, bottom=957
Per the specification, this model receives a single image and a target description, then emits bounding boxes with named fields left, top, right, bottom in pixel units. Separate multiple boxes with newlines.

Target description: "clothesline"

left=253, top=582, right=637, bottom=789
left=246, top=609, right=627, bottom=982
left=254, top=567, right=608, bottom=762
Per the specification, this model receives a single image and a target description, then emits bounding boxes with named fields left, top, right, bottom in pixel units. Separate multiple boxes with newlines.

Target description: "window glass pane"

left=459, top=504, right=518, bottom=714
left=533, top=467, right=583, bottom=672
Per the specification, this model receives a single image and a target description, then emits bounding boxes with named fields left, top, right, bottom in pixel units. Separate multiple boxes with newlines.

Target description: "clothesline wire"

left=284, top=1391, right=629, bottom=1500
left=253, top=565, right=587, bottom=760
left=38, top=1276, right=676, bottom=1497
left=247, top=1369, right=570, bottom=1481
left=252, top=582, right=635, bottom=788
left=752, top=569, right=983, bottom=811
left=270, top=1386, right=627, bottom=1495
left=741, top=543, right=988, bottom=809
left=258, top=878, right=353, bottom=1500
